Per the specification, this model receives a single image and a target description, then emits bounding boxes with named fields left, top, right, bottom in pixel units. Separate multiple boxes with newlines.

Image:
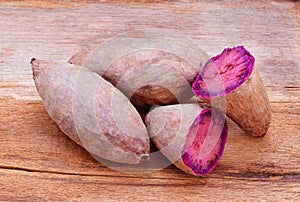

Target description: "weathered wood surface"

left=0, top=0, right=299, bottom=201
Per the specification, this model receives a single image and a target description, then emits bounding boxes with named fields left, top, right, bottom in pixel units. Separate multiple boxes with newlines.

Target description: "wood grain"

left=1, top=98, right=299, bottom=177
left=0, top=169, right=299, bottom=201
left=0, top=0, right=299, bottom=201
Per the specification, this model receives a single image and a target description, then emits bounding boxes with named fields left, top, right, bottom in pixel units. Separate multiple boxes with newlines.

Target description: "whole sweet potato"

left=31, top=59, right=150, bottom=164
left=69, top=30, right=209, bottom=107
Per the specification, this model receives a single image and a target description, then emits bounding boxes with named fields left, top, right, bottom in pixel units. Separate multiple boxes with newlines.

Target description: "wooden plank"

left=0, top=0, right=299, bottom=102
left=0, top=0, right=299, bottom=201
left=1, top=97, right=299, bottom=178
left=0, top=168, right=299, bottom=201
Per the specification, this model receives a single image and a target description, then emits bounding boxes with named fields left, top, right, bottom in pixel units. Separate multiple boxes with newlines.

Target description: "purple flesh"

left=182, top=109, right=228, bottom=176
left=192, top=46, right=255, bottom=98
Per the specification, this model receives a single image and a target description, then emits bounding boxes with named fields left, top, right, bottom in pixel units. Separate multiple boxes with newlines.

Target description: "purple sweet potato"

left=192, top=46, right=271, bottom=137
left=145, top=104, right=228, bottom=176
left=70, top=49, right=208, bottom=107
left=68, top=30, right=209, bottom=107
left=31, top=59, right=149, bottom=164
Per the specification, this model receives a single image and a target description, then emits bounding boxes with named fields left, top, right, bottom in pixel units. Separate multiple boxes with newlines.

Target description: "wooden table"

left=0, top=0, right=299, bottom=201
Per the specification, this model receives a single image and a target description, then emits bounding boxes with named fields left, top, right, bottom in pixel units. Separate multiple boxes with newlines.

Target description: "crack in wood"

left=1, top=165, right=299, bottom=182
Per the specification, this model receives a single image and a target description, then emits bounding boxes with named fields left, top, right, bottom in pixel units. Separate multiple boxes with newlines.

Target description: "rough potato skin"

left=31, top=59, right=150, bottom=164
left=146, top=103, right=228, bottom=176
left=228, top=66, right=271, bottom=136
left=192, top=46, right=271, bottom=137
left=203, top=66, right=271, bottom=137
left=145, top=104, right=199, bottom=175
left=69, top=48, right=90, bottom=66
left=69, top=48, right=209, bottom=107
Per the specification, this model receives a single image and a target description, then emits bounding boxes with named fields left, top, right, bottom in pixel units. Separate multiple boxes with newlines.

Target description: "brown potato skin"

left=203, top=66, right=271, bottom=137
left=69, top=48, right=209, bottom=107
left=145, top=104, right=203, bottom=175
left=31, top=59, right=150, bottom=164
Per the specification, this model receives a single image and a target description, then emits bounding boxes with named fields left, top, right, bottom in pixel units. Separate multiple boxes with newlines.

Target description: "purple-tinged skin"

left=182, top=109, right=228, bottom=176
left=192, top=46, right=255, bottom=98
